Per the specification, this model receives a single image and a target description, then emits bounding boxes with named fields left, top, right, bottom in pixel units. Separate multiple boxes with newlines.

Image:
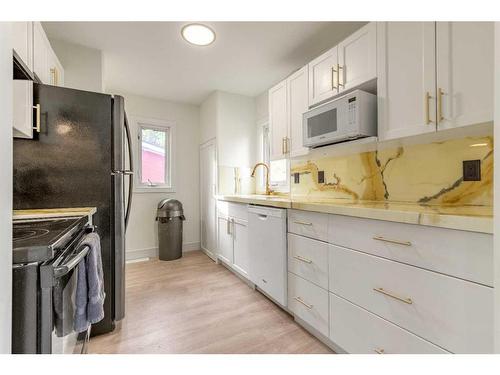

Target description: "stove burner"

left=13, top=228, right=50, bottom=242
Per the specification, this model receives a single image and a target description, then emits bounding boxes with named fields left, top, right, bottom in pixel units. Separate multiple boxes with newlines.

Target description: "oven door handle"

left=53, top=245, right=90, bottom=278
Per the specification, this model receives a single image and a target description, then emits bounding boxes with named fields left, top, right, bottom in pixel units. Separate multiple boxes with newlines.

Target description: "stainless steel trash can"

left=156, top=199, right=185, bottom=261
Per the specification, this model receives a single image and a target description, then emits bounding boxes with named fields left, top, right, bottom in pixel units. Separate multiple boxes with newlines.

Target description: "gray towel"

left=74, top=232, right=106, bottom=333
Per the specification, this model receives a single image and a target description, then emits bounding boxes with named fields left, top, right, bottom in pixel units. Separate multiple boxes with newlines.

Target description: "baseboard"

left=293, top=316, right=345, bottom=354
left=126, top=242, right=201, bottom=261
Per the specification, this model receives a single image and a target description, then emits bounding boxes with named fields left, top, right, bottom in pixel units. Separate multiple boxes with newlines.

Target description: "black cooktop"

left=13, top=217, right=88, bottom=264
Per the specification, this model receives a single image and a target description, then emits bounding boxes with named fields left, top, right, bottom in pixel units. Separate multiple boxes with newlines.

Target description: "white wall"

left=200, top=91, right=217, bottom=144
left=50, top=38, right=104, bottom=93
left=0, top=22, right=13, bottom=354
left=254, top=91, right=269, bottom=193
left=115, top=92, right=201, bottom=260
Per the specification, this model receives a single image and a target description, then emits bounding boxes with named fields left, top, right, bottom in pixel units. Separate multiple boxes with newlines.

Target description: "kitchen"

left=1, top=3, right=500, bottom=367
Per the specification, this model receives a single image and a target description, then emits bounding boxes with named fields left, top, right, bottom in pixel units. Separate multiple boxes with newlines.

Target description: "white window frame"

left=261, top=122, right=289, bottom=192
left=130, top=115, right=176, bottom=193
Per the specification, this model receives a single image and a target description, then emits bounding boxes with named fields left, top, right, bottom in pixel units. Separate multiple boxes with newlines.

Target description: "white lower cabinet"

left=329, top=245, right=494, bottom=354
left=232, top=218, right=249, bottom=277
left=216, top=202, right=250, bottom=278
left=217, top=216, right=233, bottom=265
left=288, top=233, right=328, bottom=289
left=288, top=272, right=329, bottom=337
left=329, top=293, right=448, bottom=354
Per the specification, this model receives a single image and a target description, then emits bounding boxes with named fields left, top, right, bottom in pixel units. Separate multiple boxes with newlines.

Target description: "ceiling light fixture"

left=181, top=23, right=216, bottom=46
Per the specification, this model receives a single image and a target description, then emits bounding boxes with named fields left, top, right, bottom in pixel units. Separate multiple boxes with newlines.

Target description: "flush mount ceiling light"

left=181, top=23, right=216, bottom=46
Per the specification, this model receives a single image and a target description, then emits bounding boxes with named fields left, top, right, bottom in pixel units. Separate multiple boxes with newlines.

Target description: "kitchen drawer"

left=217, top=201, right=248, bottom=221
left=329, top=293, right=448, bottom=354
left=329, top=245, right=493, bottom=353
left=328, top=214, right=493, bottom=286
left=288, top=233, right=329, bottom=289
left=288, top=272, right=329, bottom=337
left=288, top=209, right=328, bottom=242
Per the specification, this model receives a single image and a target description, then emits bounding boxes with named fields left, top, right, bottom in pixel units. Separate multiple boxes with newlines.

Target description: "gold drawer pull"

left=32, top=104, right=41, bottom=133
left=373, top=236, right=411, bottom=247
left=374, top=348, right=385, bottom=354
left=294, top=296, right=313, bottom=309
left=293, top=255, right=312, bottom=264
left=425, top=92, right=433, bottom=125
left=293, top=220, right=313, bottom=226
left=373, top=287, right=413, bottom=305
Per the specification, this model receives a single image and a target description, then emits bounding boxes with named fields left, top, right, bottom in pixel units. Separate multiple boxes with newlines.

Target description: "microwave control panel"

left=348, top=96, right=357, bottom=125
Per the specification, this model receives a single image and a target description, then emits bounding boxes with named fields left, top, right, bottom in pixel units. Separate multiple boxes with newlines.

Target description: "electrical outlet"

left=318, top=171, right=325, bottom=184
left=294, top=173, right=300, bottom=184
left=463, top=160, right=481, bottom=181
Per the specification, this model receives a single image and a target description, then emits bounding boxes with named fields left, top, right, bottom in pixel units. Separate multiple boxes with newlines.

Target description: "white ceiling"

left=43, top=22, right=366, bottom=105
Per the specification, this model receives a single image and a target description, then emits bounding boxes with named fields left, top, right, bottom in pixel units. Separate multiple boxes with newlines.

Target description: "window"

left=132, top=116, right=175, bottom=193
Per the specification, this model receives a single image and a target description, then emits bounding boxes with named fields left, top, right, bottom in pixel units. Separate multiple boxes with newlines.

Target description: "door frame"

left=199, top=138, right=218, bottom=261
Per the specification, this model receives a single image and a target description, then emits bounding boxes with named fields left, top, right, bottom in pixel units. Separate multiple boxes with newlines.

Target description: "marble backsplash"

left=291, top=136, right=493, bottom=206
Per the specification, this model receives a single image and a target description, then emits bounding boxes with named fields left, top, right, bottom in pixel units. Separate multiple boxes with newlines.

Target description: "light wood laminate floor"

left=88, top=251, right=333, bottom=354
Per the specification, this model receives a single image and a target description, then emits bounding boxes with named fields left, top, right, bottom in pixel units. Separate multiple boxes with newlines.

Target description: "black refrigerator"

left=13, top=83, right=133, bottom=335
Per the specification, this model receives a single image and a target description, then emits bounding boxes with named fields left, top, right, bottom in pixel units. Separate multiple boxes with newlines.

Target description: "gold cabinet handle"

left=282, top=137, right=286, bottom=155
left=286, top=137, right=290, bottom=154
left=32, top=104, right=41, bottom=133
left=293, top=255, right=313, bottom=264
left=373, top=236, right=411, bottom=247
left=437, top=87, right=444, bottom=122
left=293, top=220, right=313, bottom=226
left=374, top=348, right=385, bottom=354
left=373, top=287, right=413, bottom=305
left=331, top=65, right=338, bottom=90
left=425, top=92, right=433, bottom=125
left=226, top=218, right=231, bottom=235
left=338, top=64, right=344, bottom=88
left=294, top=296, right=313, bottom=309
left=50, top=67, right=59, bottom=86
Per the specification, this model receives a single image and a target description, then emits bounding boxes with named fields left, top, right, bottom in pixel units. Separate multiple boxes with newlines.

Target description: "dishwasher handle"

left=247, top=205, right=286, bottom=218
left=257, top=213, right=268, bottom=220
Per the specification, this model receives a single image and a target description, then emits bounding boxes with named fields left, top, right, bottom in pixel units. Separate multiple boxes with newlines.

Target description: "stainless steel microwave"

left=302, top=90, right=377, bottom=148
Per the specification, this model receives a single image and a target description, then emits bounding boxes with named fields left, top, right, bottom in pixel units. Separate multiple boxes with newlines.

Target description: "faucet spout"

left=251, top=162, right=273, bottom=195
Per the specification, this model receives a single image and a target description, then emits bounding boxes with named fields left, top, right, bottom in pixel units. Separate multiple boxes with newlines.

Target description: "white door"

left=287, top=66, right=309, bottom=157
left=436, top=22, right=494, bottom=130
left=269, top=79, right=288, bottom=160
left=308, top=46, right=339, bottom=106
left=217, top=216, right=233, bottom=264
left=13, top=22, right=33, bottom=71
left=200, top=140, right=217, bottom=260
left=377, top=22, right=437, bottom=141
left=338, top=22, right=377, bottom=92
left=13, top=80, right=33, bottom=139
left=232, top=218, right=249, bottom=277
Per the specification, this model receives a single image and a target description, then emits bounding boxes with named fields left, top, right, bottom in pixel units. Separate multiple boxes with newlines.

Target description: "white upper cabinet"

left=377, top=22, right=437, bottom=141
left=308, top=22, right=377, bottom=107
left=287, top=66, right=309, bottom=157
left=338, top=22, right=377, bottom=92
left=308, top=46, right=338, bottom=106
left=12, top=81, right=34, bottom=139
left=269, top=80, right=288, bottom=160
left=33, top=22, right=64, bottom=86
left=13, top=22, right=33, bottom=71
left=436, top=22, right=493, bottom=130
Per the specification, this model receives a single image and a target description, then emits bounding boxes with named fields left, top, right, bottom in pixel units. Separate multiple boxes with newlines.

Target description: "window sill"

left=134, top=186, right=176, bottom=194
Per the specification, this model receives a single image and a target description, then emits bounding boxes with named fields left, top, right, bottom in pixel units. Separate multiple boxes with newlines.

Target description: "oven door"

left=303, top=97, right=352, bottom=147
left=51, top=244, right=91, bottom=354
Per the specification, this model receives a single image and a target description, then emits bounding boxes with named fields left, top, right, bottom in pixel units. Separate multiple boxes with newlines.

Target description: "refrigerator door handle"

left=124, top=112, right=134, bottom=231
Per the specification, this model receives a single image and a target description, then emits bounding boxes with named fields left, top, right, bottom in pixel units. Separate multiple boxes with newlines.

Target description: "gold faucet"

left=251, top=162, right=273, bottom=195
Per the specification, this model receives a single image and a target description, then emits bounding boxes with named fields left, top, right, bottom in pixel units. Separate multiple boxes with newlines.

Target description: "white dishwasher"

left=248, top=205, right=287, bottom=307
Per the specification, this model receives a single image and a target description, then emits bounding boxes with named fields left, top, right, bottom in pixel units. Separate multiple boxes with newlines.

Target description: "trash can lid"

left=157, top=199, right=184, bottom=218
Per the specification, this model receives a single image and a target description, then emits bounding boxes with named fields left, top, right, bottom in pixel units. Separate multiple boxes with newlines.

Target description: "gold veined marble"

left=291, top=136, right=493, bottom=207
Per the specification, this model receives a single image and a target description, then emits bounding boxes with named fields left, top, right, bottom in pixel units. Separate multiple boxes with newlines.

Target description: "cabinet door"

left=377, top=22, right=437, bottom=141
left=217, top=216, right=233, bottom=264
left=287, top=66, right=309, bottom=157
left=269, top=80, right=288, bottom=160
left=338, top=22, right=377, bottom=92
left=33, top=22, right=48, bottom=84
left=232, top=218, right=249, bottom=277
left=436, top=22, right=493, bottom=130
left=13, top=80, right=33, bottom=139
left=308, top=46, right=338, bottom=107
left=13, top=22, right=33, bottom=71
